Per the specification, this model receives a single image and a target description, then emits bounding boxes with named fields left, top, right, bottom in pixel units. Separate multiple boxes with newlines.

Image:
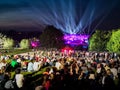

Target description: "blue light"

left=25, top=0, right=117, bottom=34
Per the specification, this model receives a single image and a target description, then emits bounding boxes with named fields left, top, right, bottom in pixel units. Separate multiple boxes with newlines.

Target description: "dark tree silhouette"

left=39, top=25, right=65, bottom=49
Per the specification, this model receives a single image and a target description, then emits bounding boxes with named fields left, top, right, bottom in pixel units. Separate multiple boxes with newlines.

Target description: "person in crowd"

left=14, top=68, right=24, bottom=90
left=4, top=72, right=15, bottom=90
left=1, top=49, right=120, bottom=90
left=0, top=59, right=7, bottom=70
left=10, top=56, right=18, bottom=71
left=102, top=69, right=115, bottom=90
left=27, top=60, right=34, bottom=72
left=21, top=60, right=28, bottom=72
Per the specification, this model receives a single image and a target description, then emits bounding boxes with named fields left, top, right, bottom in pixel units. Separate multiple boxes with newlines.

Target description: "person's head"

left=4, top=72, right=11, bottom=80
left=45, top=67, right=50, bottom=72
left=97, top=63, right=101, bottom=68
left=35, top=86, right=45, bottom=90
left=106, top=69, right=112, bottom=75
left=89, top=73, right=95, bottom=80
left=14, top=55, right=18, bottom=59
left=15, top=68, right=21, bottom=74
left=1, top=66, right=5, bottom=72
left=1, top=59, right=6, bottom=63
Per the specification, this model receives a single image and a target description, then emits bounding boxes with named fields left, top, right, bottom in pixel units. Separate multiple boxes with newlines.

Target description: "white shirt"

left=27, top=62, right=34, bottom=72
left=0, top=62, right=6, bottom=69
left=111, top=68, right=118, bottom=78
left=15, top=74, right=24, bottom=88
left=55, top=62, right=61, bottom=70
left=33, top=61, right=40, bottom=71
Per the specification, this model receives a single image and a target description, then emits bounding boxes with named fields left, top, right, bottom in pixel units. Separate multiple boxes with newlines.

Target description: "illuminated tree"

left=20, top=39, right=30, bottom=49
left=0, top=33, right=7, bottom=48
left=89, top=30, right=111, bottom=51
left=107, top=30, right=120, bottom=53
left=3, top=38, right=14, bottom=49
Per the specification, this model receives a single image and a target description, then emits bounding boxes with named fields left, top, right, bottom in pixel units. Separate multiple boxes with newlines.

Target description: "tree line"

left=89, top=29, right=120, bottom=53
left=0, top=26, right=120, bottom=53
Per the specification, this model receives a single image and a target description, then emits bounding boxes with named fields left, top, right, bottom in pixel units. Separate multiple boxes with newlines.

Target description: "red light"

left=61, top=46, right=74, bottom=55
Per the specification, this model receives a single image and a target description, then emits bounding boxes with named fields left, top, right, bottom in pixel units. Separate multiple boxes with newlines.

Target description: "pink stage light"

left=63, top=34, right=89, bottom=46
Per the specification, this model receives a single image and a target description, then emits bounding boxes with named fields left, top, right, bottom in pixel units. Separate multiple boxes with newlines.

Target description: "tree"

left=20, top=39, right=30, bottom=49
left=89, top=30, right=111, bottom=51
left=3, top=38, right=14, bottom=49
left=0, top=33, right=7, bottom=48
left=40, top=25, right=65, bottom=49
left=107, top=30, right=120, bottom=53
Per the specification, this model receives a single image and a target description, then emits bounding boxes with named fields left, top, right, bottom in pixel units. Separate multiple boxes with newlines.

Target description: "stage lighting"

left=63, top=34, right=89, bottom=46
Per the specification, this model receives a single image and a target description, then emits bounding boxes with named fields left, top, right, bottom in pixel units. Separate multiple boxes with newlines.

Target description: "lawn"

left=0, top=48, right=32, bottom=55
left=9, top=66, right=47, bottom=90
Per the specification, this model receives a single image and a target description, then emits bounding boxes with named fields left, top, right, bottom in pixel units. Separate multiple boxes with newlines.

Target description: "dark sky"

left=0, top=0, right=120, bottom=34
left=96, top=0, right=120, bottom=30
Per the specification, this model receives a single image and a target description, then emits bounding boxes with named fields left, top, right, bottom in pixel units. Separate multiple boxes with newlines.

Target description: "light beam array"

left=25, top=0, right=116, bottom=34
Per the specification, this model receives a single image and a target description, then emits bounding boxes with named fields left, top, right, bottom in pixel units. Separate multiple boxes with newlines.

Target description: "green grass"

left=10, top=67, right=47, bottom=80
left=0, top=48, right=32, bottom=55
left=9, top=68, right=46, bottom=89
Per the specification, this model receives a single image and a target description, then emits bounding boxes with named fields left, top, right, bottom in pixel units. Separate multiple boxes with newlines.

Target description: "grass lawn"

left=0, top=48, right=32, bottom=55
left=9, top=66, right=47, bottom=89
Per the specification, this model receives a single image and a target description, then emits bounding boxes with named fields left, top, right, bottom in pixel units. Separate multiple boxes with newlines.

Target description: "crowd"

left=0, top=49, right=120, bottom=90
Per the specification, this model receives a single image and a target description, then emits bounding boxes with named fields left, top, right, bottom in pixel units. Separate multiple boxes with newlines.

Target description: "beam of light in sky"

left=0, top=0, right=118, bottom=34
left=26, top=0, right=117, bottom=34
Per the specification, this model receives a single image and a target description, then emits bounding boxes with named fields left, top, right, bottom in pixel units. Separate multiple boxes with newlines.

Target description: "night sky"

left=0, top=0, right=120, bottom=34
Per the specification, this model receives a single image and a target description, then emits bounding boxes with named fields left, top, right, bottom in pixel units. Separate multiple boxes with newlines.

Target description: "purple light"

left=63, top=34, right=89, bottom=46
left=31, top=43, right=37, bottom=47
left=31, top=39, right=40, bottom=47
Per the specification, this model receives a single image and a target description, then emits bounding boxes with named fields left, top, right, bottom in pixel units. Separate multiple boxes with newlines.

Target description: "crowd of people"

left=0, top=48, right=120, bottom=90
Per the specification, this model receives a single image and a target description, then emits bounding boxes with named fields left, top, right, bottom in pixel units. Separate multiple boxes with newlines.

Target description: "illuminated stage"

left=63, top=34, right=90, bottom=49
